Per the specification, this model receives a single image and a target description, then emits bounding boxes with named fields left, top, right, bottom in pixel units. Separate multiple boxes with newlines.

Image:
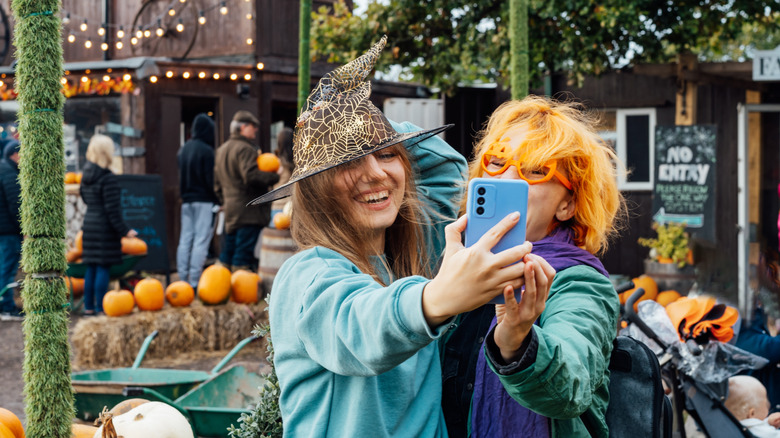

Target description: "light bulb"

left=246, top=38, right=253, bottom=45
left=81, top=76, right=89, bottom=83
left=67, top=33, right=75, bottom=43
left=246, top=13, right=253, bottom=20
left=244, top=73, right=251, bottom=80
left=144, top=29, right=151, bottom=38
left=183, top=72, right=191, bottom=79
left=80, top=20, right=88, bottom=32
left=156, top=27, right=164, bottom=37
left=100, top=42, right=108, bottom=51
left=63, top=13, right=71, bottom=25
left=116, top=41, right=123, bottom=50
left=98, top=26, right=105, bottom=36
left=135, top=29, right=143, bottom=39
left=168, top=8, right=176, bottom=16
left=60, top=77, right=67, bottom=85
left=176, top=20, right=184, bottom=32
left=84, top=39, right=92, bottom=49
left=117, top=27, right=125, bottom=38
left=123, top=74, right=131, bottom=81
left=198, top=71, right=206, bottom=79
left=198, top=14, right=206, bottom=25
left=230, top=73, right=237, bottom=80
left=256, top=62, right=264, bottom=70
left=219, top=2, right=228, bottom=15
left=213, top=73, right=220, bottom=79
left=102, top=75, right=110, bottom=82
left=166, top=71, right=174, bottom=78
left=150, top=75, right=158, bottom=83
left=130, top=37, right=138, bottom=45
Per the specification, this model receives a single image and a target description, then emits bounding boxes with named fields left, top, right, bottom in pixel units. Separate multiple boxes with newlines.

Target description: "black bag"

left=603, top=335, right=672, bottom=438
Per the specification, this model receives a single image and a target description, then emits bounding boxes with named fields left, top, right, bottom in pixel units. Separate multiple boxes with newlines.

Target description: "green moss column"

left=509, top=0, right=528, bottom=99
left=12, top=0, right=74, bottom=436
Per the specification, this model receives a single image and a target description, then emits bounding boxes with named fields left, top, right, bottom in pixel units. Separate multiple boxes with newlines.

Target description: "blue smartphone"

left=465, top=178, right=529, bottom=304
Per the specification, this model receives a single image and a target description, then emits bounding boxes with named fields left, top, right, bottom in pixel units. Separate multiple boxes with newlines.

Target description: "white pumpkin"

left=93, top=401, right=193, bottom=438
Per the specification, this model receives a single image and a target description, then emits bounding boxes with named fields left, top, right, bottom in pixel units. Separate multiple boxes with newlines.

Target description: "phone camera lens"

left=477, top=187, right=486, bottom=195
left=476, top=206, right=484, bottom=215
left=477, top=197, right=485, bottom=205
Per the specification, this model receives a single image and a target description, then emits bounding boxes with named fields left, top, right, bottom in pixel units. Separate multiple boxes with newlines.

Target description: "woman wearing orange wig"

left=442, top=95, right=626, bottom=437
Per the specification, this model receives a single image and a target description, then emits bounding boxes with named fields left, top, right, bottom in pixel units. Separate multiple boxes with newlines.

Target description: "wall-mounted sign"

left=753, top=45, right=780, bottom=81
left=652, top=125, right=717, bottom=243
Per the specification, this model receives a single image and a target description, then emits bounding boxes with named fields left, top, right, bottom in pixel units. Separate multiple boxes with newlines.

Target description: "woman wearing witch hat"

left=250, top=36, right=553, bottom=437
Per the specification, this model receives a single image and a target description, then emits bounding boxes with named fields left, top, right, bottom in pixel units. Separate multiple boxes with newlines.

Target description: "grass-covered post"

left=509, top=0, right=529, bottom=99
left=13, top=0, right=74, bottom=436
left=298, top=0, right=311, bottom=113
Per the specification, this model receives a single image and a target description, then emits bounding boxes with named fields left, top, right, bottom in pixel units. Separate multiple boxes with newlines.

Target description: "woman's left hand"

left=493, top=253, right=556, bottom=363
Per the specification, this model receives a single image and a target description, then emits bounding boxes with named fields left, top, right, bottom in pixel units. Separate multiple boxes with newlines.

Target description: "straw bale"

left=70, top=301, right=266, bottom=369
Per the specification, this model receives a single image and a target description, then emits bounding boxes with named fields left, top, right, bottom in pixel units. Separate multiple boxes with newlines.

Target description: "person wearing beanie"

left=0, top=139, right=23, bottom=320
left=213, top=110, right=279, bottom=271
left=176, top=113, right=219, bottom=288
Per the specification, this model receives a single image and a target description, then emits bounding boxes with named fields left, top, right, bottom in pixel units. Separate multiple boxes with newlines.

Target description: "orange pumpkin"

left=64, top=172, right=78, bottom=184
left=656, top=290, right=682, bottom=307
left=121, top=237, right=148, bottom=255
left=74, top=230, right=83, bottom=253
left=103, top=289, right=135, bottom=316
left=0, top=408, right=24, bottom=438
left=134, top=278, right=165, bottom=311
left=65, top=276, right=85, bottom=297
left=66, top=248, right=82, bottom=263
left=71, top=423, right=98, bottom=438
left=273, top=212, right=291, bottom=230
left=0, top=423, right=15, bottom=438
left=257, top=152, right=280, bottom=172
left=231, top=270, right=260, bottom=304
left=165, top=281, right=194, bottom=307
left=197, top=265, right=232, bottom=305
left=108, top=398, right=150, bottom=416
left=621, top=275, right=658, bottom=311
left=75, top=172, right=83, bottom=184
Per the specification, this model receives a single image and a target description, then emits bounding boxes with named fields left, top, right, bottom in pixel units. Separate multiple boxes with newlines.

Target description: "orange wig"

left=465, top=95, right=626, bottom=255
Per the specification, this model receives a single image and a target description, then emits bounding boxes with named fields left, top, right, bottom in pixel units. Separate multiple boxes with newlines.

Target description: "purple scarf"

left=470, top=227, right=608, bottom=437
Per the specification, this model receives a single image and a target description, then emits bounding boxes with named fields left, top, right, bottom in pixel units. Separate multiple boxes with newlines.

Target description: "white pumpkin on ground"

left=93, top=401, right=193, bottom=438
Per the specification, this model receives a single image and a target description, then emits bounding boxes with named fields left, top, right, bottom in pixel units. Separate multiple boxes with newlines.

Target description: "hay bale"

left=71, top=301, right=266, bottom=369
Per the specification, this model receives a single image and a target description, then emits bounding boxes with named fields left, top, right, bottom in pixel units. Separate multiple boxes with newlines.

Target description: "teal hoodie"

left=269, top=121, right=467, bottom=437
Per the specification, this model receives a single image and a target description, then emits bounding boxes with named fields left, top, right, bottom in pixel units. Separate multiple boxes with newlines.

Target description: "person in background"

left=724, top=375, right=780, bottom=438
left=444, top=96, right=626, bottom=437
left=0, top=140, right=23, bottom=320
left=253, top=36, right=549, bottom=437
left=177, top=113, right=218, bottom=288
left=214, top=110, right=279, bottom=271
left=80, top=134, right=137, bottom=316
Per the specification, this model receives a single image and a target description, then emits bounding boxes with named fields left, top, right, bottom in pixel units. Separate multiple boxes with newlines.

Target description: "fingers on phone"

left=475, top=212, right=520, bottom=248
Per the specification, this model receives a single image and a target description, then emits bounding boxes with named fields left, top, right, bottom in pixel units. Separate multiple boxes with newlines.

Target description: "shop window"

left=616, top=108, right=656, bottom=191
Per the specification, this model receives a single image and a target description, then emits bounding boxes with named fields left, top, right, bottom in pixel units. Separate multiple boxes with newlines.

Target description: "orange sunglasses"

left=480, top=140, right=573, bottom=190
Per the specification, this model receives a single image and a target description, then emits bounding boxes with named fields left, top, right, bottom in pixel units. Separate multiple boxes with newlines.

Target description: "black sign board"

left=116, top=174, right=170, bottom=273
left=652, top=125, right=717, bottom=243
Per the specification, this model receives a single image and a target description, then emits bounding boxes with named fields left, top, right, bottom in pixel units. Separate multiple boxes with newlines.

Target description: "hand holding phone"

left=465, top=178, right=529, bottom=304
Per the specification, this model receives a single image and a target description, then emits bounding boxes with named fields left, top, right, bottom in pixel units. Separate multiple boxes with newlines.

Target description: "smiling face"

left=333, top=146, right=407, bottom=252
left=481, top=124, right=575, bottom=242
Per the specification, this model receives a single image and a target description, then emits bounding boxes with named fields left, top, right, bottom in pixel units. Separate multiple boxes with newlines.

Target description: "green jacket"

left=486, top=265, right=620, bottom=437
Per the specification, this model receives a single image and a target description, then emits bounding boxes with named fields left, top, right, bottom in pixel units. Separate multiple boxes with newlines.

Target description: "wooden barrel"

left=258, top=227, right=298, bottom=296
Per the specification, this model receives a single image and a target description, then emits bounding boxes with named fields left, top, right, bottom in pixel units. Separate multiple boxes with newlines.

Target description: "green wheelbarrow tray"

left=72, top=332, right=259, bottom=422
left=125, top=363, right=265, bottom=438
left=66, top=253, right=146, bottom=279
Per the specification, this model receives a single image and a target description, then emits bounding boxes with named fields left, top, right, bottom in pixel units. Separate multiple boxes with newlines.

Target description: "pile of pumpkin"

left=66, top=231, right=149, bottom=264
left=257, top=152, right=291, bottom=230
left=1, top=398, right=193, bottom=438
left=64, top=171, right=82, bottom=185
left=101, top=265, right=261, bottom=317
left=618, top=274, right=682, bottom=311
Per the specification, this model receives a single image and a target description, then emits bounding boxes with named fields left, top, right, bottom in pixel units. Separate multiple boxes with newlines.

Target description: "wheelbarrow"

left=72, top=331, right=259, bottom=421
left=125, top=362, right=265, bottom=438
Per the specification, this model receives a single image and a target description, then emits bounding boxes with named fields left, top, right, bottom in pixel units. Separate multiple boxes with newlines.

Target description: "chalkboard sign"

left=116, top=174, right=170, bottom=273
left=652, top=125, right=717, bottom=243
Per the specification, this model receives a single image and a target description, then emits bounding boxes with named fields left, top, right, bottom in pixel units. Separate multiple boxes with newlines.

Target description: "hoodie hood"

left=81, top=160, right=111, bottom=185
left=191, top=113, right=216, bottom=147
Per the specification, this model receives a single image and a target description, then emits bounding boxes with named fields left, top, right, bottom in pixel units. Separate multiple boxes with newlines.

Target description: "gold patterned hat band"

left=248, top=35, right=453, bottom=206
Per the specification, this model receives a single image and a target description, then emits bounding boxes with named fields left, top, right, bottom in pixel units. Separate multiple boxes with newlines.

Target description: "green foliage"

left=638, top=222, right=691, bottom=268
left=13, top=0, right=73, bottom=436
left=227, top=318, right=283, bottom=438
left=311, top=0, right=780, bottom=94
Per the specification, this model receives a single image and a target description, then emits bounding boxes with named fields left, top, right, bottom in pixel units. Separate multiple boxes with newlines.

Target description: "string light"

left=98, top=25, right=106, bottom=36
left=198, top=71, right=206, bottom=79
left=144, top=29, right=151, bottom=38
left=81, top=76, right=89, bottom=83
left=166, top=71, right=174, bottom=78
left=168, top=7, right=176, bottom=17
left=246, top=38, right=253, bottom=45
left=103, top=75, right=110, bottom=82
left=183, top=72, right=191, bottom=79
left=230, top=73, right=237, bottom=80
left=256, top=62, right=264, bottom=70
left=246, top=13, right=253, bottom=20
left=198, top=12, right=206, bottom=25
left=219, top=2, right=228, bottom=15
left=60, top=77, right=67, bottom=85
left=67, top=33, right=75, bottom=43
left=123, top=74, right=131, bottom=81
left=150, top=75, right=158, bottom=83
left=80, top=20, right=88, bottom=32
left=180, top=0, right=187, bottom=3
left=100, top=42, right=109, bottom=51
left=244, top=73, right=251, bottom=80
left=117, top=26, right=125, bottom=39
left=116, top=41, right=123, bottom=50
left=84, top=39, right=92, bottom=49
left=130, top=37, right=138, bottom=45
left=136, top=28, right=143, bottom=39
left=155, top=20, right=165, bottom=37
left=176, top=19, right=184, bottom=32
left=63, top=13, right=71, bottom=25
left=213, top=73, right=220, bottom=79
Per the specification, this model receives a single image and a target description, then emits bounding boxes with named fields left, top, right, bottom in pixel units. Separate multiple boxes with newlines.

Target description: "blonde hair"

left=85, top=134, right=115, bottom=168
left=465, top=95, right=626, bottom=255
left=291, top=144, right=431, bottom=284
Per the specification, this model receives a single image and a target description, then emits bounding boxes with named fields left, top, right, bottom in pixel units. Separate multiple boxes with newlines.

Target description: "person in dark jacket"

left=214, top=110, right=279, bottom=271
left=80, top=134, right=137, bottom=315
left=177, top=113, right=218, bottom=287
left=0, top=140, right=23, bottom=319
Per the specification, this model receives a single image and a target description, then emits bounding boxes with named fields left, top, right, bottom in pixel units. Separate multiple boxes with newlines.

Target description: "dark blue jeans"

left=0, top=234, right=21, bottom=311
left=219, top=226, right=262, bottom=269
left=84, top=264, right=111, bottom=313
